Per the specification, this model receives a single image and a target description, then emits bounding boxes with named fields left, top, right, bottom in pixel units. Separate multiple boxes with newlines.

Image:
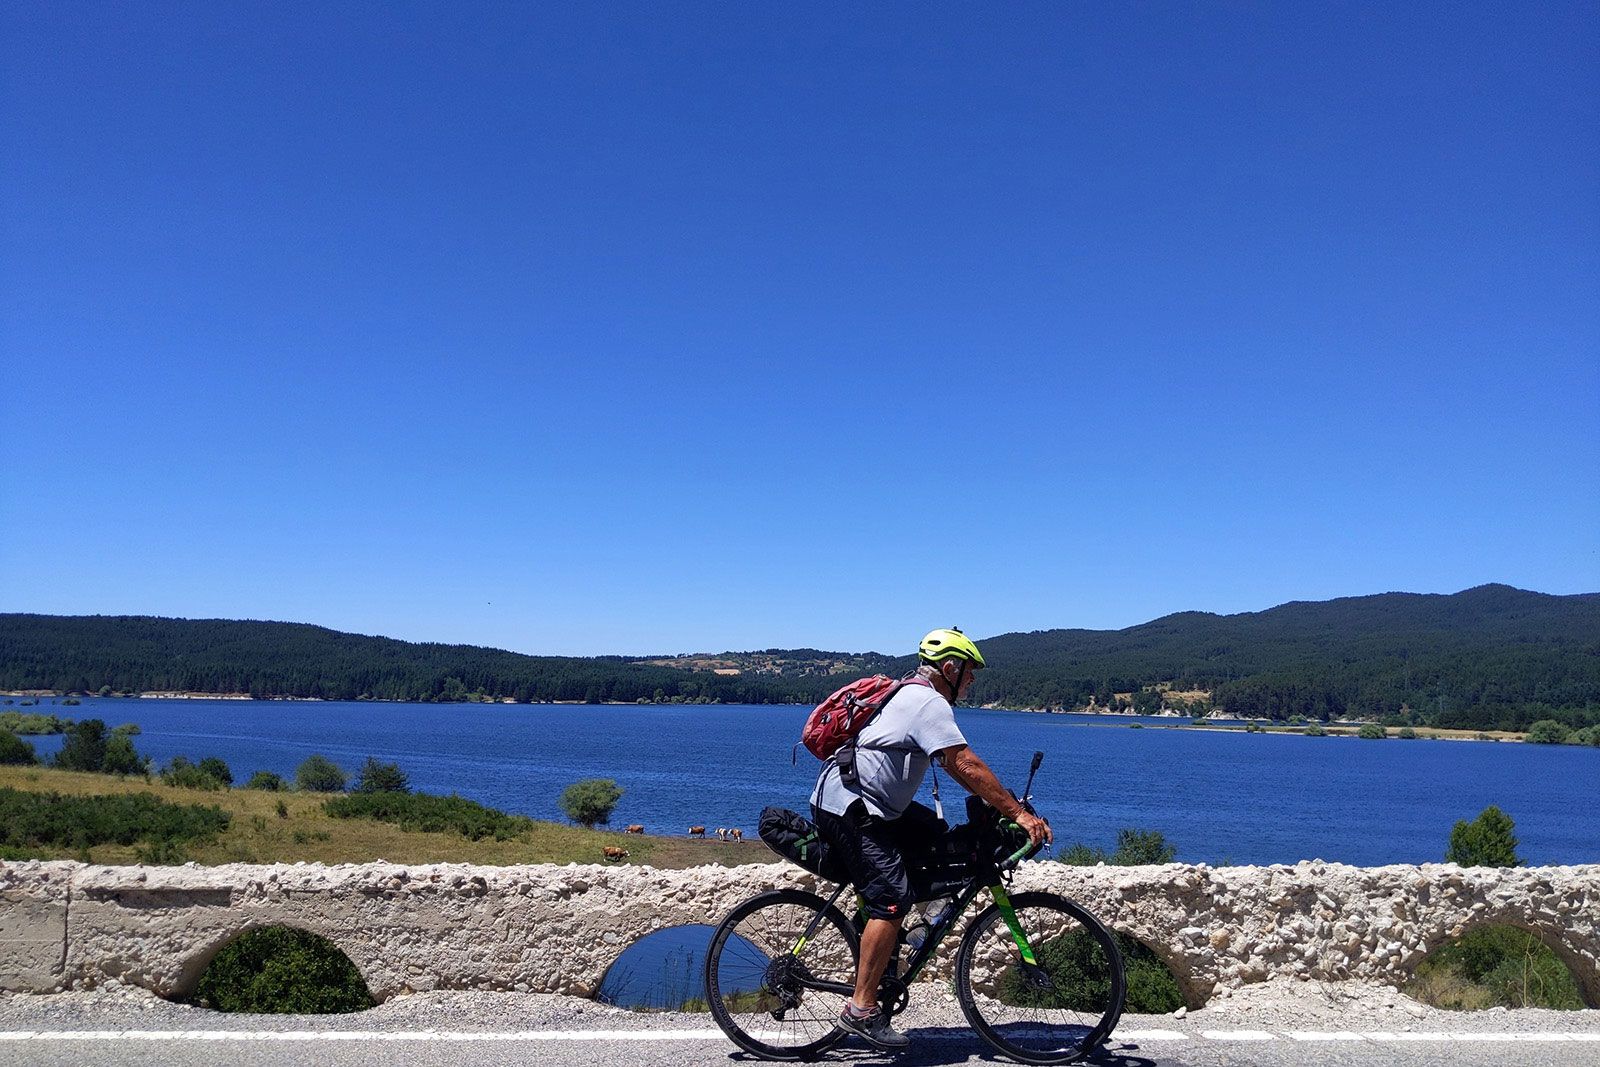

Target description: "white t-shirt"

left=810, top=681, right=968, bottom=820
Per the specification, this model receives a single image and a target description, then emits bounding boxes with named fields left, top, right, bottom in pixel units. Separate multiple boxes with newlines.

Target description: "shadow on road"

left=727, top=1025, right=1161, bottom=1067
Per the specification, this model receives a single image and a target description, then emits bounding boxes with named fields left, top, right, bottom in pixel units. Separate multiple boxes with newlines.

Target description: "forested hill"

left=963, top=585, right=1600, bottom=731
left=2, top=585, right=1597, bottom=729
left=0, top=615, right=822, bottom=705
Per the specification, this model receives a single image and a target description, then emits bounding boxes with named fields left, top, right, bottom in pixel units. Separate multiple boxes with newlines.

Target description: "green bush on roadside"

left=1407, top=927, right=1583, bottom=1010
left=190, top=927, right=374, bottom=1014
left=296, top=754, right=348, bottom=792
left=1358, top=723, right=1387, bottom=739
left=323, top=791, right=534, bottom=841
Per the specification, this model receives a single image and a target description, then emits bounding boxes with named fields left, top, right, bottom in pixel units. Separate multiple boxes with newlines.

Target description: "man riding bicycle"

left=810, top=628, right=1053, bottom=1050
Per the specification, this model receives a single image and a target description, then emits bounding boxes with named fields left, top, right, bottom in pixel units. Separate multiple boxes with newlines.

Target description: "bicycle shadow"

left=726, top=1026, right=1161, bottom=1067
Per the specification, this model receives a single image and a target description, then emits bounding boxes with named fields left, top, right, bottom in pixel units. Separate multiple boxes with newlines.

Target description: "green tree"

left=0, top=729, right=36, bottom=766
left=162, top=756, right=226, bottom=791
left=352, top=757, right=409, bottom=794
left=101, top=731, right=148, bottom=775
left=54, top=719, right=108, bottom=771
left=1358, top=723, right=1387, bottom=739
left=1304, top=721, right=1327, bottom=737
left=295, top=754, right=348, bottom=792
left=1446, top=805, right=1524, bottom=867
left=559, top=778, right=623, bottom=828
left=245, top=771, right=286, bottom=791
left=197, top=757, right=233, bottom=786
left=1524, top=720, right=1571, bottom=744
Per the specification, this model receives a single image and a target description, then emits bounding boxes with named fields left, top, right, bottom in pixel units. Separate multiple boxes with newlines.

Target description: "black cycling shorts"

left=811, top=800, right=945, bottom=922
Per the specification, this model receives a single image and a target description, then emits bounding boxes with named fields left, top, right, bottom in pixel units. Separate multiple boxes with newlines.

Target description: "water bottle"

left=925, top=896, right=955, bottom=929
left=903, top=915, right=931, bottom=951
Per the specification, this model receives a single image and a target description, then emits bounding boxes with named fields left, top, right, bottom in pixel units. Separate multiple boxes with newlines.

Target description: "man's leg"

left=852, top=916, right=903, bottom=1011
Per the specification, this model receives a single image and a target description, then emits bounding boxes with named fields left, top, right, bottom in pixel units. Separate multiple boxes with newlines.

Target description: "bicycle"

left=704, top=751, right=1126, bottom=1064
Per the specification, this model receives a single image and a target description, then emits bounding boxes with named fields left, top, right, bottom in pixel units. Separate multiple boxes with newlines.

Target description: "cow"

left=714, top=827, right=729, bottom=840
left=689, top=826, right=706, bottom=838
left=624, top=824, right=645, bottom=834
left=729, top=828, right=743, bottom=842
left=602, top=846, right=629, bottom=861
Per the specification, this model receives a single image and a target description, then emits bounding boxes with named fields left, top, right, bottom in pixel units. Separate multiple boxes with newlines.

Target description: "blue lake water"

left=15, top=697, right=1598, bottom=867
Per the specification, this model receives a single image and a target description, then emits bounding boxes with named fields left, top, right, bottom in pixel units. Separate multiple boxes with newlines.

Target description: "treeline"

left=3, top=585, right=1597, bottom=729
left=0, top=615, right=827, bottom=705
left=960, top=585, right=1600, bottom=731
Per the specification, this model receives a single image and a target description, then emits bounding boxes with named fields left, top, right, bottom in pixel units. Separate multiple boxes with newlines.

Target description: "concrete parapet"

left=1, top=859, right=1595, bottom=1007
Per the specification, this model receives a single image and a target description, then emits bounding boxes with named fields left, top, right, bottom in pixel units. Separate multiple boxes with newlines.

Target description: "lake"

left=15, top=697, right=1598, bottom=867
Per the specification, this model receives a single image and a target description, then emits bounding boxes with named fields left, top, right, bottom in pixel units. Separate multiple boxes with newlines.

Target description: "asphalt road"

left=4, top=1023, right=1599, bottom=1067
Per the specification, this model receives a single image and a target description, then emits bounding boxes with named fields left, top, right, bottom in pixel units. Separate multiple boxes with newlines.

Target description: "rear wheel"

left=954, top=891, right=1125, bottom=1064
left=704, top=888, right=860, bottom=1060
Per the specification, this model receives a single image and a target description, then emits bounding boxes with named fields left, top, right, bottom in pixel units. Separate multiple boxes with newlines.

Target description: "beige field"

left=0, top=766, right=769, bottom=869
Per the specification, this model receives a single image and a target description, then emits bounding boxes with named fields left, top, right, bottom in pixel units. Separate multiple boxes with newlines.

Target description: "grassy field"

left=0, top=766, right=770, bottom=869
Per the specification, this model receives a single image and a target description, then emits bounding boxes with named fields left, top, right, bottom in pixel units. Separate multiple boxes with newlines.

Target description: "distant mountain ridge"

left=1, top=584, right=1596, bottom=730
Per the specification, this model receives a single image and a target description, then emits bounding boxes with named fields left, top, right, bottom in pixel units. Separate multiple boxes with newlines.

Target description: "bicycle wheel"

left=704, top=888, right=860, bottom=1060
left=953, top=890, right=1126, bottom=1065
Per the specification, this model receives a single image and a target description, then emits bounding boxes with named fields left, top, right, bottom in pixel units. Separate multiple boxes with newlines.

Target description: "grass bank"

left=0, top=766, right=767, bottom=869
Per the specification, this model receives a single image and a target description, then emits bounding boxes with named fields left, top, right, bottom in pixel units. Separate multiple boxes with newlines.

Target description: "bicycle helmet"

left=918, top=628, right=985, bottom=668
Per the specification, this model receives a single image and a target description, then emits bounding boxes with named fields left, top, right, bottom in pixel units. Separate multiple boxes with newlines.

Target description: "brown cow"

left=689, top=826, right=706, bottom=838
left=624, top=824, right=645, bottom=834
left=602, top=846, right=630, bottom=860
left=729, top=828, right=743, bottom=842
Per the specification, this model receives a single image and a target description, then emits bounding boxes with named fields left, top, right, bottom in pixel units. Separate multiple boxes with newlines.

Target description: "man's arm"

left=938, top=744, right=1052, bottom=846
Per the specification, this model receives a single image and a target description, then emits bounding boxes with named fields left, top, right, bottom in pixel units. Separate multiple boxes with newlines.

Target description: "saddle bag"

left=758, top=806, right=849, bottom=883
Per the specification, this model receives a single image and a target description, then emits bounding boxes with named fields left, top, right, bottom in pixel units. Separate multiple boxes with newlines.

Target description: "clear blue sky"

left=3, top=2, right=1596, bottom=656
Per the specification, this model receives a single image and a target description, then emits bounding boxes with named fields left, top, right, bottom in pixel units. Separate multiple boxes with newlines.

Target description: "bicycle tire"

left=704, top=888, right=860, bottom=1060
left=953, top=890, right=1126, bottom=1065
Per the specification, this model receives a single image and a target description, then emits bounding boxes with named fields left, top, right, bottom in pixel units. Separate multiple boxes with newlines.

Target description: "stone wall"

left=2, top=860, right=1596, bottom=1009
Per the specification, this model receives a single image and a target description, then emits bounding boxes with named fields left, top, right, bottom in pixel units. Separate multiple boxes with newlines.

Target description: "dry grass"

left=0, top=766, right=770, bottom=869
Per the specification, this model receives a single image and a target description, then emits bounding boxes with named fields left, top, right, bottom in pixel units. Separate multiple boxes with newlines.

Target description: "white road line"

left=1111, top=1029, right=1189, bottom=1041
left=1200, top=1030, right=1278, bottom=1041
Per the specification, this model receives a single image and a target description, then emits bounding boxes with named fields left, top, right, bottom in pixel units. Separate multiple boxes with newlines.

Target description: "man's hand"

left=1015, top=810, right=1052, bottom=847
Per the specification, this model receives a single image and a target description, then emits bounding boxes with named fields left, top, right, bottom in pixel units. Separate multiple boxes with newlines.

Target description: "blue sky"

left=3, top=2, right=1596, bottom=656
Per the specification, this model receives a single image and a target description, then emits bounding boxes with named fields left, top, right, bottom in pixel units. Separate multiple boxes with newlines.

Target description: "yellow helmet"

left=918, top=628, right=985, bottom=668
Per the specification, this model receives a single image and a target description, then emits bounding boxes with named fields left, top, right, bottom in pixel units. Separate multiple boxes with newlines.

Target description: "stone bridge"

left=2, top=859, right=1596, bottom=1009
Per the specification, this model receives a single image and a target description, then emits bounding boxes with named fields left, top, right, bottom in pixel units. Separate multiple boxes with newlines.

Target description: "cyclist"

left=810, top=627, right=1052, bottom=1050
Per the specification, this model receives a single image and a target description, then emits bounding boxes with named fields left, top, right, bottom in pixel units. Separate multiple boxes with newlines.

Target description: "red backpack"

left=799, top=674, right=933, bottom=761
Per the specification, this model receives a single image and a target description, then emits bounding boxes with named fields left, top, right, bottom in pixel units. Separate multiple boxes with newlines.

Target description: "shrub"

left=101, top=732, right=148, bottom=775
left=54, top=719, right=108, bottom=771
left=0, top=788, right=230, bottom=851
left=560, top=778, right=623, bottom=828
left=1397, top=727, right=1418, bottom=740
left=1407, top=927, right=1583, bottom=1010
left=1303, top=721, right=1327, bottom=737
left=324, top=791, right=534, bottom=841
left=161, top=756, right=226, bottom=791
left=1358, top=723, right=1387, bottom=739
left=245, top=771, right=286, bottom=791
left=1446, top=805, right=1523, bottom=867
left=275, top=799, right=289, bottom=819
left=0, top=730, right=36, bottom=766
left=999, top=929, right=1182, bottom=1014
left=352, top=757, right=409, bottom=794
left=190, top=927, right=374, bottom=1013
left=196, top=757, right=233, bottom=786
left=1060, top=828, right=1176, bottom=866
left=1570, top=725, right=1600, bottom=747
left=1525, top=720, right=1571, bottom=745
left=295, top=754, right=348, bottom=792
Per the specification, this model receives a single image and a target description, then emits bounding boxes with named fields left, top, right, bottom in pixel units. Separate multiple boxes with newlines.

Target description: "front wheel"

left=954, top=890, right=1126, bottom=1065
left=704, top=888, right=860, bottom=1060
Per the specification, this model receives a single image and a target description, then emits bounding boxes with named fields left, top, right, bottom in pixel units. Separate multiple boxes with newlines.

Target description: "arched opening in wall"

left=1111, top=933, right=1188, bottom=1013
left=596, top=924, right=728, bottom=1012
left=187, top=926, right=375, bottom=1014
left=1404, top=925, right=1588, bottom=1011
